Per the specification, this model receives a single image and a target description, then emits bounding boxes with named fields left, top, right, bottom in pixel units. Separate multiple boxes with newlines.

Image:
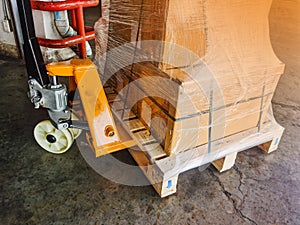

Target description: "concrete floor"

left=0, top=53, right=299, bottom=224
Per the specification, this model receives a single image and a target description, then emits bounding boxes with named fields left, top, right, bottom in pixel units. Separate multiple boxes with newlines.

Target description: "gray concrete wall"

left=270, top=0, right=300, bottom=107
left=0, top=0, right=18, bottom=56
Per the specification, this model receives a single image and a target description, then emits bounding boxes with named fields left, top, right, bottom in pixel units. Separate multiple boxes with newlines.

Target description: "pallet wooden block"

left=212, top=152, right=238, bottom=173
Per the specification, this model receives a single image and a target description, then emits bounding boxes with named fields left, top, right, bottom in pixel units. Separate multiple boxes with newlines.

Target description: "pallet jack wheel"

left=34, top=120, right=74, bottom=154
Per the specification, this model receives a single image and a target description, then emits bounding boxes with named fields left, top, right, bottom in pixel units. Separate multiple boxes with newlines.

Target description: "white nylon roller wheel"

left=34, top=120, right=74, bottom=154
left=69, top=112, right=82, bottom=139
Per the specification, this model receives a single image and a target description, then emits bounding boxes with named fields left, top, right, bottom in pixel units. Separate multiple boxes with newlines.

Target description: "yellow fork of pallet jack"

left=46, top=58, right=136, bottom=157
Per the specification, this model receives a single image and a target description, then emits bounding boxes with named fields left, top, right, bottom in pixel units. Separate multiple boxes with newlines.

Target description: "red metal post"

left=37, top=31, right=95, bottom=48
left=76, top=6, right=86, bottom=58
left=71, top=9, right=77, bottom=31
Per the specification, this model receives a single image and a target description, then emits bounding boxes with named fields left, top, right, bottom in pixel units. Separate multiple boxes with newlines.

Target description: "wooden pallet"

left=105, top=88, right=284, bottom=198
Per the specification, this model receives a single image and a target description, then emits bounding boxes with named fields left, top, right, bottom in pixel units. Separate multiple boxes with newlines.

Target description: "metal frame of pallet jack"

left=17, top=0, right=76, bottom=130
left=17, top=0, right=135, bottom=156
left=17, top=0, right=49, bottom=86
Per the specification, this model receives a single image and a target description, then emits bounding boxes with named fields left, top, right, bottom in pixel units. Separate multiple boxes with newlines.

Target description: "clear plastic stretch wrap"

left=94, top=0, right=285, bottom=157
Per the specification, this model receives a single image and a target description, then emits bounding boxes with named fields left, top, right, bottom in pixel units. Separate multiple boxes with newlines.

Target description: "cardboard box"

left=96, top=0, right=285, bottom=155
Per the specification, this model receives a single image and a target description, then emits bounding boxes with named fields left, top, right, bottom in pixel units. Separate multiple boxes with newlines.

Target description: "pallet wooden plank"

left=143, top=143, right=168, bottom=161
left=127, top=119, right=146, bottom=132
left=133, top=131, right=156, bottom=145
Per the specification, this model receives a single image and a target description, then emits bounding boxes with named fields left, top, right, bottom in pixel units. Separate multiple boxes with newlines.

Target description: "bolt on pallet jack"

left=18, top=0, right=135, bottom=155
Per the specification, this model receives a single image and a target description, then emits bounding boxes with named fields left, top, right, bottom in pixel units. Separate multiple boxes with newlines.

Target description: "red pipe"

left=38, top=31, right=95, bottom=49
left=31, top=0, right=99, bottom=11
left=70, top=9, right=77, bottom=31
left=76, top=6, right=86, bottom=58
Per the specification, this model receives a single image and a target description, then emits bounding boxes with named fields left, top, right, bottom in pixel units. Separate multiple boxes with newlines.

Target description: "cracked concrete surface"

left=0, top=50, right=299, bottom=225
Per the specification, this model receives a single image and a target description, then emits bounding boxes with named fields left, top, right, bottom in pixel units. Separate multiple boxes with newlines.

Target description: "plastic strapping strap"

left=208, top=85, right=214, bottom=154
left=257, top=80, right=266, bottom=132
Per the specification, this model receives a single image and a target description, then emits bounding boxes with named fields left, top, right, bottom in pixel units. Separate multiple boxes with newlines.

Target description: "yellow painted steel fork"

left=46, top=58, right=135, bottom=156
